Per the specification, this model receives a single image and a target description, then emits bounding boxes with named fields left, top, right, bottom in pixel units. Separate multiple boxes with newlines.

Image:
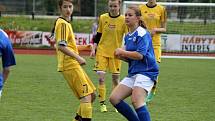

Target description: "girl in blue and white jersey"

left=109, top=5, right=159, bottom=121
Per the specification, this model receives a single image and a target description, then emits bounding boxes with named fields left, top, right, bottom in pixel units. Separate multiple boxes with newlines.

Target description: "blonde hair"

left=127, top=5, right=146, bottom=29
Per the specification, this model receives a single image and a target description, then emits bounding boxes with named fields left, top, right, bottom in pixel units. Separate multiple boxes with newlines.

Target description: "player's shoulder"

left=56, top=17, right=70, bottom=26
left=0, top=29, right=8, bottom=38
left=156, top=4, right=166, bottom=10
left=136, top=27, right=147, bottom=37
left=139, top=4, right=147, bottom=8
left=119, top=14, right=125, bottom=19
left=100, top=13, right=109, bottom=19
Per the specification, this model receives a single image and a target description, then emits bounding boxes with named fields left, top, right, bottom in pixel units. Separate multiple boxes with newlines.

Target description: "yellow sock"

left=98, top=84, right=106, bottom=102
left=73, top=106, right=81, bottom=121
left=152, top=77, right=159, bottom=94
left=80, top=102, right=93, bottom=119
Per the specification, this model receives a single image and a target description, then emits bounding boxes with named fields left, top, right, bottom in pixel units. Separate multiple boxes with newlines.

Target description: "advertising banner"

left=5, top=30, right=215, bottom=53
left=5, top=30, right=43, bottom=47
left=161, top=34, right=215, bottom=52
left=6, top=30, right=94, bottom=48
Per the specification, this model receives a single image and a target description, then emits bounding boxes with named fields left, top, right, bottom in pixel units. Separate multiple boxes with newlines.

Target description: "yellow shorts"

left=61, top=67, right=96, bottom=99
left=153, top=46, right=161, bottom=63
left=94, top=55, right=121, bottom=74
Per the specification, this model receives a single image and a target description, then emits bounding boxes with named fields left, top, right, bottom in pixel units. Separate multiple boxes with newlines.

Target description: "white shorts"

left=120, top=74, right=154, bottom=93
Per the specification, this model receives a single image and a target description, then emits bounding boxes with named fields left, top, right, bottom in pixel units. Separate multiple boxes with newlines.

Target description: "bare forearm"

left=58, top=46, right=86, bottom=65
left=154, top=27, right=166, bottom=33
left=3, top=68, right=10, bottom=82
left=58, top=46, right=80, bottom=60
left=121, top=51, right=143, bottom=60
left=92, top=43, right=97, bottom=51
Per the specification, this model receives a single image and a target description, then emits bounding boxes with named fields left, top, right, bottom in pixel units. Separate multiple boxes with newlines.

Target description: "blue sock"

left=135, top=105, right=151, bottom=121
left=114, top=100, right=139, bottom=121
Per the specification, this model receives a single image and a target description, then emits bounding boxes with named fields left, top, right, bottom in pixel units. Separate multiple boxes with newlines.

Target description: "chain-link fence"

left=0, top=0, right=187, bottom=17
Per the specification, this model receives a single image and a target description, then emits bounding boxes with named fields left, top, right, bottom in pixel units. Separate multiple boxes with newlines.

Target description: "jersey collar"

left=108, top=13, right=120, bottom=18
left=59, top=17, right=71, bottom=23
left=146, top=3, right=157, bottom=8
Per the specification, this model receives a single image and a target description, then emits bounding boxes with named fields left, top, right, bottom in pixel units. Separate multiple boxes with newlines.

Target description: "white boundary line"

left=162, top=56, right=215, bottom=59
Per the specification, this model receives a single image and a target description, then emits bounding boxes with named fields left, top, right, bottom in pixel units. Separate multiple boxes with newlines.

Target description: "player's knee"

left=97, top=71, right=105, bottom=83
left=80, top=94, right=93, bottom=103
left=91, top=92, right=96, bottom=103
left=131, top=96, right=145, bottom=108
left=109, top=93, right=120, bottom=105
left=112, top=74, right=120, bottom=85
left=98, top=77, right=105, bottom=83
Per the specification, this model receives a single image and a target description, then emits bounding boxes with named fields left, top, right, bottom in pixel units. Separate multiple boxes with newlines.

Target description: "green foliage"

left=1, top=16, right=215, bottom=35
left=0, top=16, right=94, bottom=33
left=167, top=21, right=215, bottom=35
left=0, top=55, right=215, bottom=121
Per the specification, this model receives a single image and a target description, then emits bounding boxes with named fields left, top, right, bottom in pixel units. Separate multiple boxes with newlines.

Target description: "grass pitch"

left=0, top=55, right=215, bottom=121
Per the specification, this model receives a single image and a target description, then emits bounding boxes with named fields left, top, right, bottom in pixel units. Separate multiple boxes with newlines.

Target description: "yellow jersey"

left=139, top=4, right=167, bottom=46
left=54, top=17, right=79, bottom=71
left=97, top=13, right=128, bottom=58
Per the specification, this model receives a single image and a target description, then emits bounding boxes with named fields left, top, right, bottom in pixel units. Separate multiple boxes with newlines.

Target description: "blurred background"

left=0, top=0, right=214, bottom=17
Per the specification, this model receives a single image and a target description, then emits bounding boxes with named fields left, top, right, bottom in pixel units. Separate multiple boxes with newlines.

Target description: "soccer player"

left=53, top=0, right=96, bottom=121
left=90, top=0, right=128, bottom=112
left=139, top=0, right=167, bottom=102
left=109, top=6, right=159, bottom=121
left=0, top=28, right=16, bottom=99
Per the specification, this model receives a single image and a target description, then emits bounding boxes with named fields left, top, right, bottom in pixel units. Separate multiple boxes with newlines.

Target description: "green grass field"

left=0, top=55, right=215, bottom=121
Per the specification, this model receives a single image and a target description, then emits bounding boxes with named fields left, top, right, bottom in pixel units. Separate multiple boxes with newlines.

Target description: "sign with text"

left=161, top=34, right=215, bottom=52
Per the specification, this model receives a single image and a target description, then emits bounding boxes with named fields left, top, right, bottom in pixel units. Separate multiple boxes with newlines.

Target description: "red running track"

left=14, top=48, right=215, bottom=57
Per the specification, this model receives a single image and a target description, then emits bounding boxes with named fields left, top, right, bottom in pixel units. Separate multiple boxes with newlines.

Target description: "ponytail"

left=139, top=19, right=147, bottom=29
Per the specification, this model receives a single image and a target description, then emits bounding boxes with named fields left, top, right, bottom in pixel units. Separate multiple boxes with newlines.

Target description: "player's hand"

left=90, top=49, right=96, bottom=59
left=115, top=48, right=124, bottom=57
left=151, top=28, right=158, bottom=35
left=77, top=56, right=86, bottom=66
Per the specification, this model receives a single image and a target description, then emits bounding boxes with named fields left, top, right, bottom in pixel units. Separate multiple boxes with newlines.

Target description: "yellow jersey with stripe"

left=97, top=13, right=128, bottom=58
left=139, top=4, right=167, bottom=46
left=54, top=17, right=79, bottom=71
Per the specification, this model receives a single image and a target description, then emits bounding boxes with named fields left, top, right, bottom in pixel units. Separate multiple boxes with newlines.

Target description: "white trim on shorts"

left=96, top=70, right=106, bottom=75
left=120, top=74, right=154, bottom=93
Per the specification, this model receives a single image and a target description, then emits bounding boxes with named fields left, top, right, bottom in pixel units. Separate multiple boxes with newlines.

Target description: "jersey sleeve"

left=136, top=33, right=151, bottom=56
left=2, top=38, right=16, bottom=68
left=55, top=23, right=70, bottom=46
left=161, top=6, right=167, bottom=23
left=97, top=15, right=103, bottom=33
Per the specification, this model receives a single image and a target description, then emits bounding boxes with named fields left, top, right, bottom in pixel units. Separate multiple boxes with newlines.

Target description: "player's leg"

left=109, top=77, right=139, bottom=121
left=110, top=57, right=121, bottom=90
left=132, top=74, right=154, bottom=121
left=109, top=57, right=121, bottom=112
left=97, top=71, right=107, bottom=112
left=146, top=46, right=161, bottom=102
left=94, top=55, right=108, bottom=112
left=62, top=68, right=96, bottom=121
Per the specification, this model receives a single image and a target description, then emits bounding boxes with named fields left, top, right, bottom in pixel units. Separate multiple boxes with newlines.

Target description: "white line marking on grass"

left=162, top=56, right=215, bottom=59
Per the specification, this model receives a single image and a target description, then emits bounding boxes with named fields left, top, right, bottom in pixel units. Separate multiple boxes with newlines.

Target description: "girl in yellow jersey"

left=54, top=0, right=96, bottom=121
left=139, top=0, right=167, bottom=102
left=90, top=0, right=128, bottom=112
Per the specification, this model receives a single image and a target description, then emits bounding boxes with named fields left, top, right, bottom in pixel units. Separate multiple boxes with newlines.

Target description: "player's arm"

left=90, top=32, right=102, bottom=57
left=55, top=23, right=86, bottom=65
left=115, top=48, right=143, bottom=60
left=2, top=35, right=16, bottom=83
left=90, top=16, right=103, bottom=57
left=151, top=7, right=167, bottom=34
left=58, top=45, right=86, bottom=65
left=3, top=67, right=10, bottom=82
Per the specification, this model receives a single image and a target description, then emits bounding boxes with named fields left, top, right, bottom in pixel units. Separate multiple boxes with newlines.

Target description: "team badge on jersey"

left=133, top=37, right=137, bottom=42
